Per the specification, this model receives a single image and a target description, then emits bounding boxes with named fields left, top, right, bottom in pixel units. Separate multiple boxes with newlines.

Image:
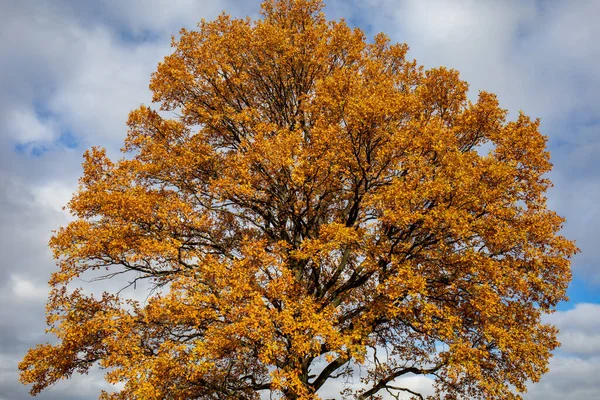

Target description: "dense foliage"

left=20, top=1, right=577, bottom=398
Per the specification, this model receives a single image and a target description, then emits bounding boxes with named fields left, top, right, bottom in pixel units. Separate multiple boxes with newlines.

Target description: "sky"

left=0, top=0, right=599, bottom=399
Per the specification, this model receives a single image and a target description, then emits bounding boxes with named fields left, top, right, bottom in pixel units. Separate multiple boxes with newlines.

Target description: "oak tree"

left=20, top=0, right=577, bottom=398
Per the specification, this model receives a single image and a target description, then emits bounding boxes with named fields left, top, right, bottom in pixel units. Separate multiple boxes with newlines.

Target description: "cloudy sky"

left=1, top=0, right=599, bottom=399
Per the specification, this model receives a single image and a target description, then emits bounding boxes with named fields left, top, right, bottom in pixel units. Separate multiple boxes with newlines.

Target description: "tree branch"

left=309, top=355, right=350, bottom=391
left=358, top=364, right=443, bottom=400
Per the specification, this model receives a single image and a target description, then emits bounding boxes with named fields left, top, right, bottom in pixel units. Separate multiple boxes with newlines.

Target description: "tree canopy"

left=20, top=0, right=577, bottom=398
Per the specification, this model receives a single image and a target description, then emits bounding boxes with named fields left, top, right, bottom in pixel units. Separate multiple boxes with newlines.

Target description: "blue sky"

left=0, top=0, right=599, bottom=399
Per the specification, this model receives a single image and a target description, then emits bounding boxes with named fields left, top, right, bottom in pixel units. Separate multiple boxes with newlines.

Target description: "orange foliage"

left=20, top=0, right=577, bottom=399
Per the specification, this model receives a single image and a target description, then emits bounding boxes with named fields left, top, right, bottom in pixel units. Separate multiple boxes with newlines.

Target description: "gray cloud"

left=526, top=356, right=600, bottom=400
left=544, top=303, right=600, bottom=357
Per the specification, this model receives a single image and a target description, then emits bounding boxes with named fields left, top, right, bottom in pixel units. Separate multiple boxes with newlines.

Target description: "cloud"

left=526, top=356, right=600, bottom=400
left=10, top=276, right=49, bottom=303
left=354, top=0, right=600, bottom=122
left=522, top=304, right=600, bottom=399
left=0, top=0, right=253, bottom=154
left=544, top=303, right=600, bottom=357
left=6, top=108, right=57, bottom=144
left=86, top=0, right=257, bottom=35
left=45, top=26, right=165, bottom=147
left=0, top=358, right=117, bottom=400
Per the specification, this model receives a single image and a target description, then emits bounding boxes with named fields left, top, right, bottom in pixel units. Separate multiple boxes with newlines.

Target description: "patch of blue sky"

left=545, top=110, right=599, bottom=145
left=558, top=277, right=600, bottom=311
left=57, top=131, right=79, bottom=149
left=11, top=98, right=79, bottom=155
left=325, top=1, right=387, bottom=40
left=59, top=0, right=164, bottom=46
left=32, top=98, right=55, bottom=121
left=14, top=142, right=47, bottom=157
left=533, top=0, right=560, bottom=15
left=13, top=129, right=79, bottom=157
left=14, top=99, right=80, bottom=156
left=348, top=15, right=373, bottom=35
left=117, top=28, right=162, bottom=45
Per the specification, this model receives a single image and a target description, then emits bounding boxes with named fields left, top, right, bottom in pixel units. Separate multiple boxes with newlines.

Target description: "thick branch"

left=309, top=355, right=350, bottom=391
left=358, top=364, right=443, bottom=400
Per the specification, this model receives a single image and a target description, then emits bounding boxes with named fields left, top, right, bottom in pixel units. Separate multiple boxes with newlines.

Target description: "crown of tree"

left=20, top=0, right=577, bottom=399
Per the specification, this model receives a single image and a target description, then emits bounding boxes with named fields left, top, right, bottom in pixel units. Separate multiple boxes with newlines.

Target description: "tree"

left=20, top=0, right=577, bottom=398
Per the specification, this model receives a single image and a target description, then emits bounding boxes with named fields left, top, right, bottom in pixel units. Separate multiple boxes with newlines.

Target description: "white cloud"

left=32, top=182, right=76, bottom=214
left=547, top=303, right=600, bottom=333
left=46, top=26, right=168, bottom=147
left=544, top=303, right=600, bottom=356
left=526, top=356, right=600, bottom=400
left=10, top=276, right=49, bottom=302
left=6, top=108, right=56, bottom=144
left=0, top=0, right=262, bottom=154
left=95, top=0, right=251, bottom=34
left=556, top=331, right=600, bottom=356
left=0, top=354, right=118, bottom=400
left=522, top=304, right=600, bottom=399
